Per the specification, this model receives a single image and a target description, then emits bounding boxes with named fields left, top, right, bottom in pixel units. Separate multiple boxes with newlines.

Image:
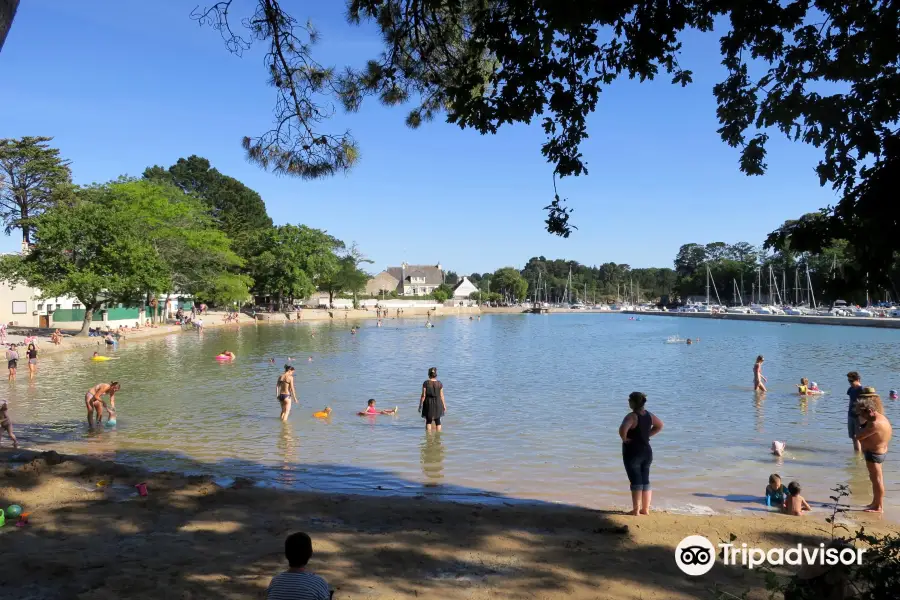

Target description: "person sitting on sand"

left=84, top=381, right=120, bottom=426
left=854, top=389, right=893, bottom=513
left=266, top=532, right=331, bottom=600
left=0, top=402, right=18, bottom=448
left=313, top=407, right=332, bottom=419
left=765, top=473, right=788, bottom=508
left=784, top=481, right=812, bottom=516
left=357, top=399, right=398, bottom=416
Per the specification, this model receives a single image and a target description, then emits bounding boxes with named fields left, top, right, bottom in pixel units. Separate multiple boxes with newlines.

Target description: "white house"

left=452, top=276, right=479, bottom=299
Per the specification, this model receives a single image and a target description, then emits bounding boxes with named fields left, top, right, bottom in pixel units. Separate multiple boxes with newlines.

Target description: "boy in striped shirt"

left=267, top=532, right=332, bottom=600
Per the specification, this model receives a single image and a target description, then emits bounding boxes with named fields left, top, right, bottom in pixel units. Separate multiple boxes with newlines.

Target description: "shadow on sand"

left=0, top=447, right=829, bottom=600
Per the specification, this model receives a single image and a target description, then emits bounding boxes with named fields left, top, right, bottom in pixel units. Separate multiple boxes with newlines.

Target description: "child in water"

left=0, top=402, right=18, bottom=448
left=357, top=399, right=399, bottom=416
left=797, top=377, right=809, bottom=394
left=784, top=481, right=812, bottom=516
left=890, top=389, right=898, bottom=400
left=765, top=473, right=788, bottom=508
left=313, top=407, right=332, bottom=419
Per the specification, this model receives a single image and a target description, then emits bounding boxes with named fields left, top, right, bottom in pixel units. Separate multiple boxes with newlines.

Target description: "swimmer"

left=308, top=357, right=313, bottom=362
left=807, top=381, right=823, bottom=394
left=288, top=357, right=294, bottom=362
left=276, top=365, right=298, bottom=421
left=797, top=377, right=809, bottom=395
left=84, top=381, right=120, bottom=426
left=91, top=352, right=118, bottom=361
left=219, top=350, right=236, bottom=360
left=357, top=399, right=398, bottom=416
left=771, top=440, right=785, bottom=456
left=269, top=358, right=276, bottom=364
left=890, top=389, right=898, bottom=400
left=313, top=407, right=332, bottom=419
left=686, top=338, right=692, bottom=345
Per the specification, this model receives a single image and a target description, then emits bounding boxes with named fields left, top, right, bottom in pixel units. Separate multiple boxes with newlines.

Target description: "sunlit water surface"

left=8, top=314, right=900, bottom=519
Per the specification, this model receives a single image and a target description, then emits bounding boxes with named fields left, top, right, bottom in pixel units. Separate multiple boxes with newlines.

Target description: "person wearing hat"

left=854, top=387, right=893, bottom=513
left=890, top=389, right=898, bottom=400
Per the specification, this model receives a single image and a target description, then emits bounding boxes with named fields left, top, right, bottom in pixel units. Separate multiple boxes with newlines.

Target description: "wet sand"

left=1, top=450, right=891, bottom=600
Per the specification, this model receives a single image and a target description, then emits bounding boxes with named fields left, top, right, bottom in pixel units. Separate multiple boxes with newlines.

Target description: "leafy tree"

left=109, top=180, right=248, bottom=318
left=492, top=267, right=528, bottom=301
left=143, top=155, right=272, bottom=257
left=431, top=283, right=453, bottom=303
left=0, top=182, right=172, bottom=334
left=334, top=243, right=374, bottom=308
left=248, top=224, right=344, bottom=307
left=444, top=271, right=459, bottom=286
left=0, top=136, right=71, bottom=244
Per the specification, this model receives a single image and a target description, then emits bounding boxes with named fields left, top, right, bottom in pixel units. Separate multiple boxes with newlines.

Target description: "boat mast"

left=706, top=266, right=710, bottom=306
left=805, top=264, right=817, bottom=310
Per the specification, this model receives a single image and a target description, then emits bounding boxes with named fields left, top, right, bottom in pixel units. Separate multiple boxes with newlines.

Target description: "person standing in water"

left=26, top=343, right=38, bottom=380
left=84, top=381, right=120, bottom=425
left=6, top=345, right=19, bottom=381
left=854, top=389, right=893, bottom=513
left=419, top=367, right=446, bottom=432
left=618, top=391, right=664, bottom=516
left=847, top=371, right=864, bottom=452
left=753, top=355, right=767, bottom=392
left=277, top=365, right=298, bottom=421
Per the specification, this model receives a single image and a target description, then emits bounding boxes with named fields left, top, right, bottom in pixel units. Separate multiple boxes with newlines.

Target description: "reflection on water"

left=420, top=434, right=445, bottom=485
left=7, top=314, right=900, bottom=518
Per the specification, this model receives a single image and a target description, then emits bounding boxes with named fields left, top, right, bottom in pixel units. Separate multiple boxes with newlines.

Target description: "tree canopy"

left=0, top=136, right=72, bottom=244
left=177, top=1, right=895, bottom=270
left=144, top=155, right=273, bottom=256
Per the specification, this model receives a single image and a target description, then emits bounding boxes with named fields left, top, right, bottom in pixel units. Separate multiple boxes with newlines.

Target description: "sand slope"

left=0, top=450, right=889, bottom=600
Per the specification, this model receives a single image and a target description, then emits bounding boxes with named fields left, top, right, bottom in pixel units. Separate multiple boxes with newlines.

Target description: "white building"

left=452, top=276, right=479, bottom=299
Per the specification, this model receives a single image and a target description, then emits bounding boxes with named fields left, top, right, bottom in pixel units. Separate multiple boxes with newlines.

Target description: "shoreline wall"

left=623, top=310, right=900, bottom=329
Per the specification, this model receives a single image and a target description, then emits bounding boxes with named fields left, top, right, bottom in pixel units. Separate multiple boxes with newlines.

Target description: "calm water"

left=7, top=315, right=900, bottom=518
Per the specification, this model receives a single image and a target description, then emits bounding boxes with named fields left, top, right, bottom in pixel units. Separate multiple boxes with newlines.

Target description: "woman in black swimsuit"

left=419, top=367, right=447, bottom=432
left=618, top=392, right=664, bottom=516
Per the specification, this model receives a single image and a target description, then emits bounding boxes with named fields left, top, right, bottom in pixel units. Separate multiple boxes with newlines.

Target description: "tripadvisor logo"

left=675, top=535, right=866, bottom=576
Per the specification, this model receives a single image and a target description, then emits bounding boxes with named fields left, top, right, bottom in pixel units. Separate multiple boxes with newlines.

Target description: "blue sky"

left=2, top=1, right=839, bottom=275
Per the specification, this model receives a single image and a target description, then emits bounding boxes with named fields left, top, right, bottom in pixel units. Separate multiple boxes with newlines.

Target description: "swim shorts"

left=7, top=359, right=16, bottom=369
left=864, top=451, right=886, bottom=464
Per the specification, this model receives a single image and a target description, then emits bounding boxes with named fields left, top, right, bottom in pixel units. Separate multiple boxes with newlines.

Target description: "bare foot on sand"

left=626, top=509, right=641, bottom=516
left=639, top=509, right=650, bottom=515
left=863, top=505, right=883, bottom=513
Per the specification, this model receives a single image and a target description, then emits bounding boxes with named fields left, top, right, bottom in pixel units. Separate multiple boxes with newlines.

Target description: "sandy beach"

left=0, top=449, right=890, bottom=600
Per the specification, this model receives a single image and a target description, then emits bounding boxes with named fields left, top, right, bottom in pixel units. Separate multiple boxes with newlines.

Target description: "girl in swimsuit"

left=26, top=343, right=38, bottom=379
left=754, top=355, right=767, bottom=392
left=357, top=399, right=398, bottom=416
left=6, top=345, right=18, bottom=381
left=84, top=382, right=120, bottom=426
